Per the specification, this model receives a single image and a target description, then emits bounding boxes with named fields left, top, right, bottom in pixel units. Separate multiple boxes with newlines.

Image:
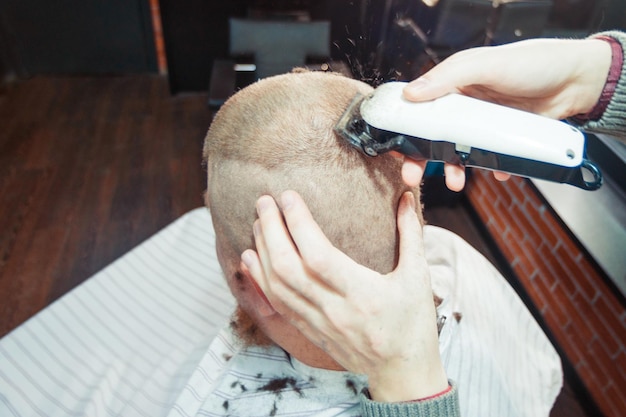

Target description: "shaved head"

left=203, top=70, right=421, bottom=349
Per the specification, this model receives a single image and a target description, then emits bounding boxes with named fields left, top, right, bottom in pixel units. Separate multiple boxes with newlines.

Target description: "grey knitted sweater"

left=574, top=30, right=626, bottom=141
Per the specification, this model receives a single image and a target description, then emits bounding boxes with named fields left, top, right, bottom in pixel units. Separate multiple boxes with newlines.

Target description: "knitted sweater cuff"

left=359, top=380, right=460, bottom=417
left=571, top=31, right=626, bottom=140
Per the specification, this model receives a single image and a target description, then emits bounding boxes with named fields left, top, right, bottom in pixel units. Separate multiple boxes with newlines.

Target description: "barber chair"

left=208, top=17, right=332, bottom=108
left=396, top=0, right=494, bottom=65
left=486, top=0, right=554, bottom=45
left=426, top=0, right=494, bottom=53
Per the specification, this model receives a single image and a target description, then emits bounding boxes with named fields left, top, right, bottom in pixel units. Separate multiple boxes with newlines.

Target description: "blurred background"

left=1, top=0, right=625, bottom=91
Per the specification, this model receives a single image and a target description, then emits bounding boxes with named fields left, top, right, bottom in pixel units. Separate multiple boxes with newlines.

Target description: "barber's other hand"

left=401, top=37, right=612, bottom=189
left=241, top=190, right=448, bottom=402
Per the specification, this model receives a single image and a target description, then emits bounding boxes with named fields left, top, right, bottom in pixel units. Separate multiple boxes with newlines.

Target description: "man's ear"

left=239, top=261, right=276, bottom=318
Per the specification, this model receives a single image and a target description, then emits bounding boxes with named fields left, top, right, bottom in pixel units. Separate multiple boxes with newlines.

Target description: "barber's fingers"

left=443, top=164, right=465, bottom=192
left=251, top=196, right=310, bottom=313
left=253, top=195, right=343, bottom=307
left=403, top=48, right=490, bottom=102
left=278, top=190, right=363, bottom=297
left=394, top=192, right=423, bottom=270
left=401, top=159, right=426, bottom=187
left=402, top=159, right=469, bottom=191
left=239, top=250, right=277, bottom=317
left=390, top=192, right=432, bottom=301
left=493, top=171, right=511, bottom=182
left=247, top=212, right=293, bottom=316
left=403, top=77, right=456, bottom=102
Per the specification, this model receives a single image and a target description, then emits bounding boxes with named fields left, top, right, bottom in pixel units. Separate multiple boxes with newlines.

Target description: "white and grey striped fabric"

left=0, top=208, right=562, bottom=417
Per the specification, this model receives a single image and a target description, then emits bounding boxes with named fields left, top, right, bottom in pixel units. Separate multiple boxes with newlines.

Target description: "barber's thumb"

left=396, top=192, right=425, bottom=266
left=403, top=77, right=449, bottom=102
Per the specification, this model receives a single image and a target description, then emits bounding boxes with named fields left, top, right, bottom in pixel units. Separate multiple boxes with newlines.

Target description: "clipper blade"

left=334, top=93, right=369, bottom=152
left=335, top=93, right=406, bottom=157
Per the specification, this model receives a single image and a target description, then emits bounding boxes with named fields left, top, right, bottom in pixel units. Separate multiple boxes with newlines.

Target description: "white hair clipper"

left=335, top=81, right=602, bottom=190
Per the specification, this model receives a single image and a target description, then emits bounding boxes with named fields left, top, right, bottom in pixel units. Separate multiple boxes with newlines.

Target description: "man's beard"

left=229, top=306, right=274, bottom=347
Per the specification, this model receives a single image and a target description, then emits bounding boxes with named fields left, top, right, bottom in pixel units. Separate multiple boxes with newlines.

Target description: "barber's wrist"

left=571, top=37, right=619, bottom=120
left=367, top=360, right=448, bottom=403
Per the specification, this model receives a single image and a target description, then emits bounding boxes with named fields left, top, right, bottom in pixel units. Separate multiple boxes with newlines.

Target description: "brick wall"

left=466, top=170, right=626, bottom=417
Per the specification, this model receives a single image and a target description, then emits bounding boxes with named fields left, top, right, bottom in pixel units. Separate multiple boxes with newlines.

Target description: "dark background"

left=1, top=0, right=625, bottom=93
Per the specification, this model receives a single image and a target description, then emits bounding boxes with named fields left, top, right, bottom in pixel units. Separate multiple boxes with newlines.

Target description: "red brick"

left=466, top=176, right=483, bottom=200
left=553, top=324, right=585, bottom=366
left=503, top=233, right=524, bottom=266
left=508, top=204, right=541, bottom=247
left=565, top=294, right=597, bottom=346
left=506, top=177, right=527, bottom=205
left=594, top=292, right=626, bottom=327
left=467, top=193, right=486, bottom=220
left=575, top=362, right=607, bottom=408
left=484, top=204, right=509, bottom=237
left=522, top=181, right=545, bottom=208
left=572, top=259, right=601, bottom=303
left=559, top=231, right=584, bottom=261
left=532, top=270, right=553, bottom=297
left=593, top=296, right=626, bottom=350
left=602, top=384, right=626, bottom=417
left=534, top=245, right=558, bottom=289
left=585, top=348, right=613, bottom=390
left=554, top=238, right=580, bottom=266
left=480, top=175, right=500, bottom=206
left=487, top=214, right=504, bottom=242
left=512, top=175, right=527, bottom=190
left=548, top=282, right=573, bottom=329
left=605, top=350, right=626, bottom=388
left=575, top=361, right=597, bottom=388
left=593, top=315, right=623, bottom=358
left=547, top=220, right=572, bottom=248
left=472, top=201, right=490, bottom=226
left=530, top=211, right=561, bottom=248
left=520, top=239, right=548, bottom=276
left=542, top=251, right=578, bottom=297
left=615, top=352, right=626, bottom=384
left=512, top=245, right=539, bottom=279
left=587, top=337, right=616, bottom=377
left=497, top=181, right=515, bottom=210
left=562, top=320, right=594, bottom=359
left=521, top=273, right=547, bottom=312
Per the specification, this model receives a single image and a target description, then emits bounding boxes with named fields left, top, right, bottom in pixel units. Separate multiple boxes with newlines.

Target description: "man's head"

left=203, top=70, right=422, bottom=369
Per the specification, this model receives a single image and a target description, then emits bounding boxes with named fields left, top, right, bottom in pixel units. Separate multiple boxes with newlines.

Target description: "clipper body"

left=335, top=82, right=602, bottom=190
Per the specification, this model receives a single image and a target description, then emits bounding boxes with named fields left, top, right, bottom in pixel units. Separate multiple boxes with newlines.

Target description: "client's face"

left=215, top=234, right=344, bottom=370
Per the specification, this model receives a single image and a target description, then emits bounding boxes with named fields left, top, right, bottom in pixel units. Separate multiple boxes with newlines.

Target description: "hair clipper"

left=335, top=81, right=602, bottom=190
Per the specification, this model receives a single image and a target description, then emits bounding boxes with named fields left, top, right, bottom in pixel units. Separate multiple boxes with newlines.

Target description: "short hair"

left=203, top=70, right=421, bottom=279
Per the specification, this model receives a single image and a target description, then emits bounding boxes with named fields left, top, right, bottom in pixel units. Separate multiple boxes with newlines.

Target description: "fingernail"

left=404, top=77, right=430, bottom=94
left=409, top=192, right=416, bottom=210
left=241, top=250, right=254, bottom=268
left=256, top=195, right=272, bottom=214
left=281, top=191, right=294, bottom=210
left=253, top=219, right=261, bottom=237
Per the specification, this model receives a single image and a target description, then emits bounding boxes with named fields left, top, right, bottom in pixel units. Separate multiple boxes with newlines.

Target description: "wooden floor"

left=0, top=75, right=211, bottom=337
left=0, top=75, right=590, bottom=416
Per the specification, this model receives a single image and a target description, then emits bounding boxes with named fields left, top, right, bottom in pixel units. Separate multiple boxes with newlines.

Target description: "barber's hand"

left=401, top=37, right=612, bottom=189
left=241, top=190, right=448, bottom=402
